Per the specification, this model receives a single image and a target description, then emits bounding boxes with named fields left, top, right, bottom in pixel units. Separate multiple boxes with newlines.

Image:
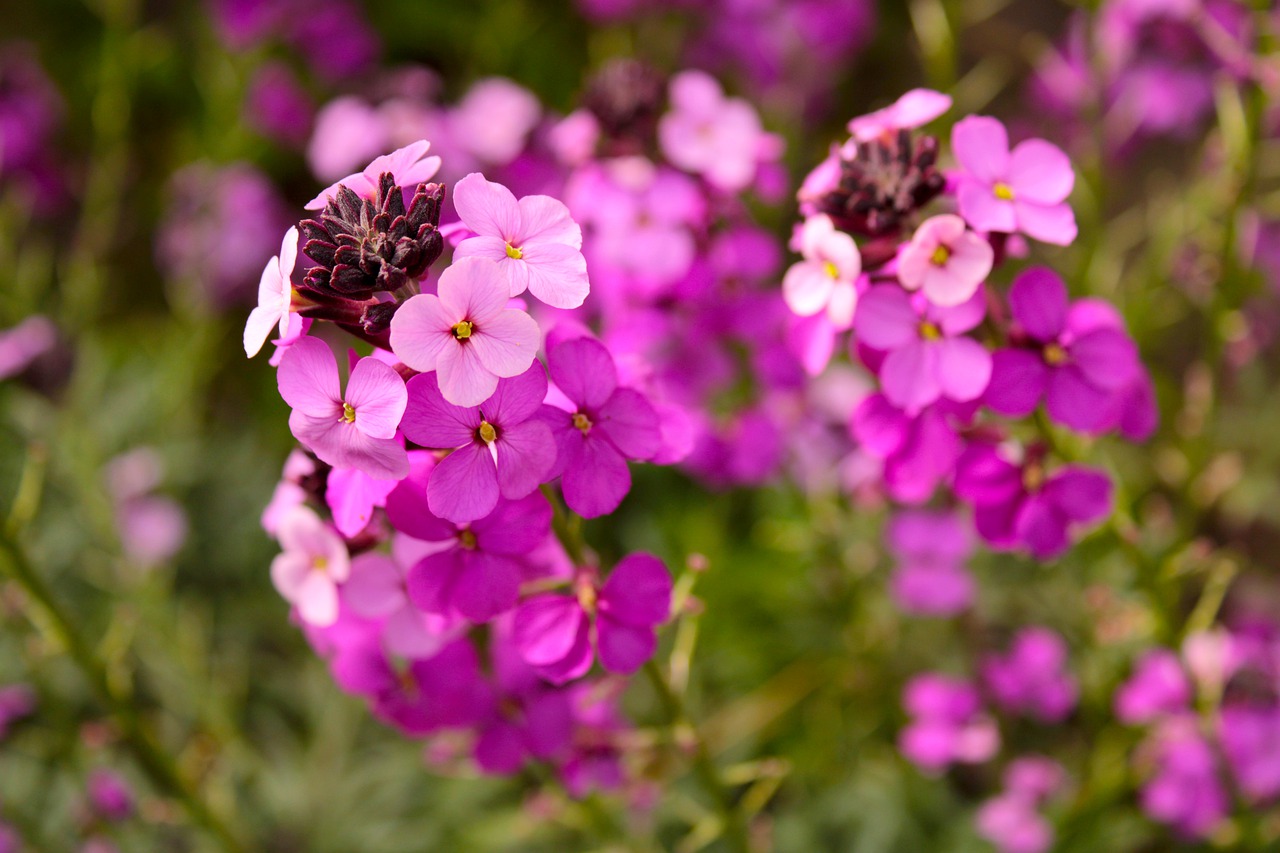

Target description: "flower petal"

left=595, top=387, right=661, bottom=461
left=512, top=594, right=587, bottom=666
left=520, top=242, right=590, bottom=309
left=935, top=337, right=992, bottom=403
left=345, top=357, right=407, bottom=439
left=599, top=552, right=671, bottom=626
left=277, top=337, right=342, bottom=416
left=952, top=116, right=1011, bottom=183
left=389, top=293, right=455, bottom=373
left=596, top=618, right=657, bottom=674
left=1008, top=138, right=1074, bottom=204
left=560, top=434, right=631, bottom=518
left=401, top=371, right=481, bottom=449
left=984, top=349, right=1050, bottom=417
left=451, top=550, right=521, bottom=622
left=470, top=310, right=541, bottom=380
left=495, top=419, right=557, bottom=499
left=854, top=285, right=919, bottom=350
left=427, top=441, right=500, bottom=524
left=547, top=337, right=617, bottom=410
left=453, top=172, right=521, bottom=241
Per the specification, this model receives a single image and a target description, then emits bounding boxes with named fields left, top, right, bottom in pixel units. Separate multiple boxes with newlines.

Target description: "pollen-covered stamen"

left=823, top=261, right=840, bottom=278
left=919, top=321, right=942, bottom=341
left=313, top=555, right=329, bottom=572
left=572, top=412, right=593, bottom=434
left=1043, top=342, right=1068, bottom=365
left=505, top=243, right=523, bottom=260
left=452, top=320, right=474, bottom=340
left=993, top=182, right=1015, bottom=201
left=477, top=420, right=497, bottom=443
left=575, top=575, right=598, bottom=615
left=930, top=245, right=951, bottom=266
left=342, top=402, right=356, bottom=423
left=458, top=529, right=478, bottom=550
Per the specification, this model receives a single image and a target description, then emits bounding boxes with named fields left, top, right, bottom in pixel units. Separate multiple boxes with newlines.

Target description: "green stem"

left=644, top=660, right=751, bottom=853
left=0, top=529, right=247, bottom=853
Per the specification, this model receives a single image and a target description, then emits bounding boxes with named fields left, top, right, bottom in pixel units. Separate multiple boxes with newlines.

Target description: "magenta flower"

left=984, top=267, right=1142, bottom=433
left=782, top=214, right=861, bottom=325
left=400, top=362, right=556, bottom=523
left=898, top=673, right=1000, bottom=773
left=897, top=214, right=993, bottom=307
left=270, top=505, right=350, bottom=627
left=1115, top=650, right=1191, bottom=725
left=512, top=553, right=672, bottom=684
left=851, top=394, right=968, bottom=504
left=855, top=283, right=991, bottom=413
left=953, top=443, right=1112, bottom=559
left=243, top=226, right=301, bottom=357
left=952, top=116, right=1077, bottom=246
left=403, top=493, right=552, bottom=623
left=658, top=70, right=768, bottom=192
left=452, top=173, right=590, bottom=309
left=1139, top=715, right=1229, bottom=838
left=542, top=336, right=661, bottom=518
left=846, top=88, right=951, bottom=142
left=325, top=465, right=397, bottom=539
left=341, top=551, right=454, bottom=660
left=981, top=628, right=1078, bottom=723
left=390, top=257, right=541, bottom=407
left=86, top=769, right=134, bottom=823
left=305, top=139, right=441, bottom=210
left=886, top=510, right=973, bottom=616
left=277, top=337, right=409, bottom=480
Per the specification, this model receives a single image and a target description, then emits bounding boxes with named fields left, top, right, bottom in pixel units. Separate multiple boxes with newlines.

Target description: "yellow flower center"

left=342, top=402, right=356, bottom=423
left=452, top=320, right=474, bottom=340
left=919, top=322, right=942, bottom=341
left=930, top=245, right=951, bottom=266
left=1043, top=342, right=1068, bottom=366
left=572, top=412, right=593, bottom=434
left=478, top=420, right=497, bottom=444
left=458, top=529, right=478, bottom=550
left=313, top=555, right=328, bottom=572
left=575, top=575, right=598, bottom=615
left=823, top=261, right=840, bottom=279
left=1022, top=462, right=1046, bottom=493
left=993, top=182, right=1015, bottom=201
left=505, top=243, right=523, bottom=260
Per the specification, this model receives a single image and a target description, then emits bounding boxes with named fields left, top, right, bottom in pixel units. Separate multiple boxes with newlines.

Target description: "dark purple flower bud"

left=818, top=130, right=946, bottom=239
left=298, top=174, right=444, bottom=301
left=582, top=59, right=666, bottom=152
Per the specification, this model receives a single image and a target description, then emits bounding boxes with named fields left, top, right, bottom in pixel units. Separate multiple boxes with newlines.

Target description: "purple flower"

left=277, top=337, right=409, bottom=480
left=1115, top=649, right=1191, bottom=724
left=658, top=70, right=769, bottom=192
left=897, top=214, right=994, bottom=307
left=86, top=769, right=134, bottom=822
left=885, top=510, right=973, bottom=616
left=400, top=362, right=556, bottom=523
left=855, top=283, right=991, bottom=414
left=270, top=505, right=350, bottom=627
left=975, top=793, right=1053, bottom=853
left=1220, top=704, right=1280, bottom=803
left=898, top=673, right=999, bottom=772
left=341, top=550, right=454, bottom=660
left=403, top=493, right=552, bottom=623
left=984, top=267, right=1142, bottom=433
left=452, top=173, right=590, bottom=309
left=1139, top=715, right=1229, bottom=838
left=513, top=553, right=672, bottom=684
left=954, top=443, right=1112, bottom=559
left=390, top=257, right=541, bottom=407
left=325, top=464, right=397, bottom=539
left=952, top=116, right=1077, bottom=246
left=981, top=628, right=1078, bottom=722
left=542, top=336, right=661, bottom=518
left=851, top=394, right=968, bottom=504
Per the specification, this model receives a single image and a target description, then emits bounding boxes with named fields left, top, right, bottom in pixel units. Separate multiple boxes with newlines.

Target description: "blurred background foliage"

left=0, top=0, right=1277, bottom=850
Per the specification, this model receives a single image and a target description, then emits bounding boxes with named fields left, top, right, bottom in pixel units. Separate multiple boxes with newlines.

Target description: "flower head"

left=390, top=257, right=542, bottom=407
left=277, top=336, right=409, bottom=480
left=782, top=214, right=861, bottom=325
left=658, top=70, right=770, bottom=192
left=271, top=505, right=351, bottom=627
left=897, top=214, right=994, bottom=307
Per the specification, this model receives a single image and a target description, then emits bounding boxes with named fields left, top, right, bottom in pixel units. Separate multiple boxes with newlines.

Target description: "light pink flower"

left=0, top=316, right=56, bottom=380
left=782, top=214, right=861, bottom=326
left=846, top=88, right=952, bottom=142
left=452, top=173, right=590, bottom=309
left=658, top=70, right=769, bottom=192
left=305, top=139, right=442, bottom=210
left=243, top=226, right=301, bottom=357
left=271, top=505, right=350, bottom=627
left=389, top=257, right=541, bottom=407
left=341, top=551, right=453, bottom=659
left=277, top=337, right=409, bottom=480
left=898, top=214, right=993, bottom=307
left=447, top=78, right=541, bottom=167
left=952, top=116, right=1077, bottom=246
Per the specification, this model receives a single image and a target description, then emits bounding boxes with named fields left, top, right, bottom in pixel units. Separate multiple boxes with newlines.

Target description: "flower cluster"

left=1116, top=623, right=1280, bottom=838
left=247, top=132, right=689, bottom=792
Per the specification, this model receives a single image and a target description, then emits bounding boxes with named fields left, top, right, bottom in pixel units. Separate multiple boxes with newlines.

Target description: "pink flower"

left=389, top=257, right=542, bottom=407
left=512, top=553, right=672, bottom=684
left=952, top=116, right=1077, bottom=246
left=400, top=363, right=556, bottom=523
left=658, top=70, right=769, bottom=192
left=0, top=316, right=56, bottom=380
left=341, top=550, right=453, bottom=660
left=271, top=505, right=350, bottom=627
left=305, top=139, right=441, bottom=210
left=855, top=284, right=991, bottom=413
left=325, top=466, right=398, bottom=538
left=782, top=214, right=861, bottom=325
left=846, top=88, right=952, bottom=142
left=452, top=173, right=590, bottom=309
left=277, top=337, right=409, bottom=480
left=897, top=214, right=993, bottom=307
left=243, top=226, right=302, bottom=357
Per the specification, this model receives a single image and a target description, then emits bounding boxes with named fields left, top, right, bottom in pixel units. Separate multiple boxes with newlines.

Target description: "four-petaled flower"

left=782, top=214, right=861, bottom=326
left=897, top=214, right=994, bottom=307
left=271, top=505, right=351, bottom=627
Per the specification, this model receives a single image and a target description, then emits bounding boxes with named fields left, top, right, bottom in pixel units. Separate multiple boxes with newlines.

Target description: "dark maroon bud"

left=583, top=58, right=666, bottom=153
left=819, top=130, right=946, bottom=241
